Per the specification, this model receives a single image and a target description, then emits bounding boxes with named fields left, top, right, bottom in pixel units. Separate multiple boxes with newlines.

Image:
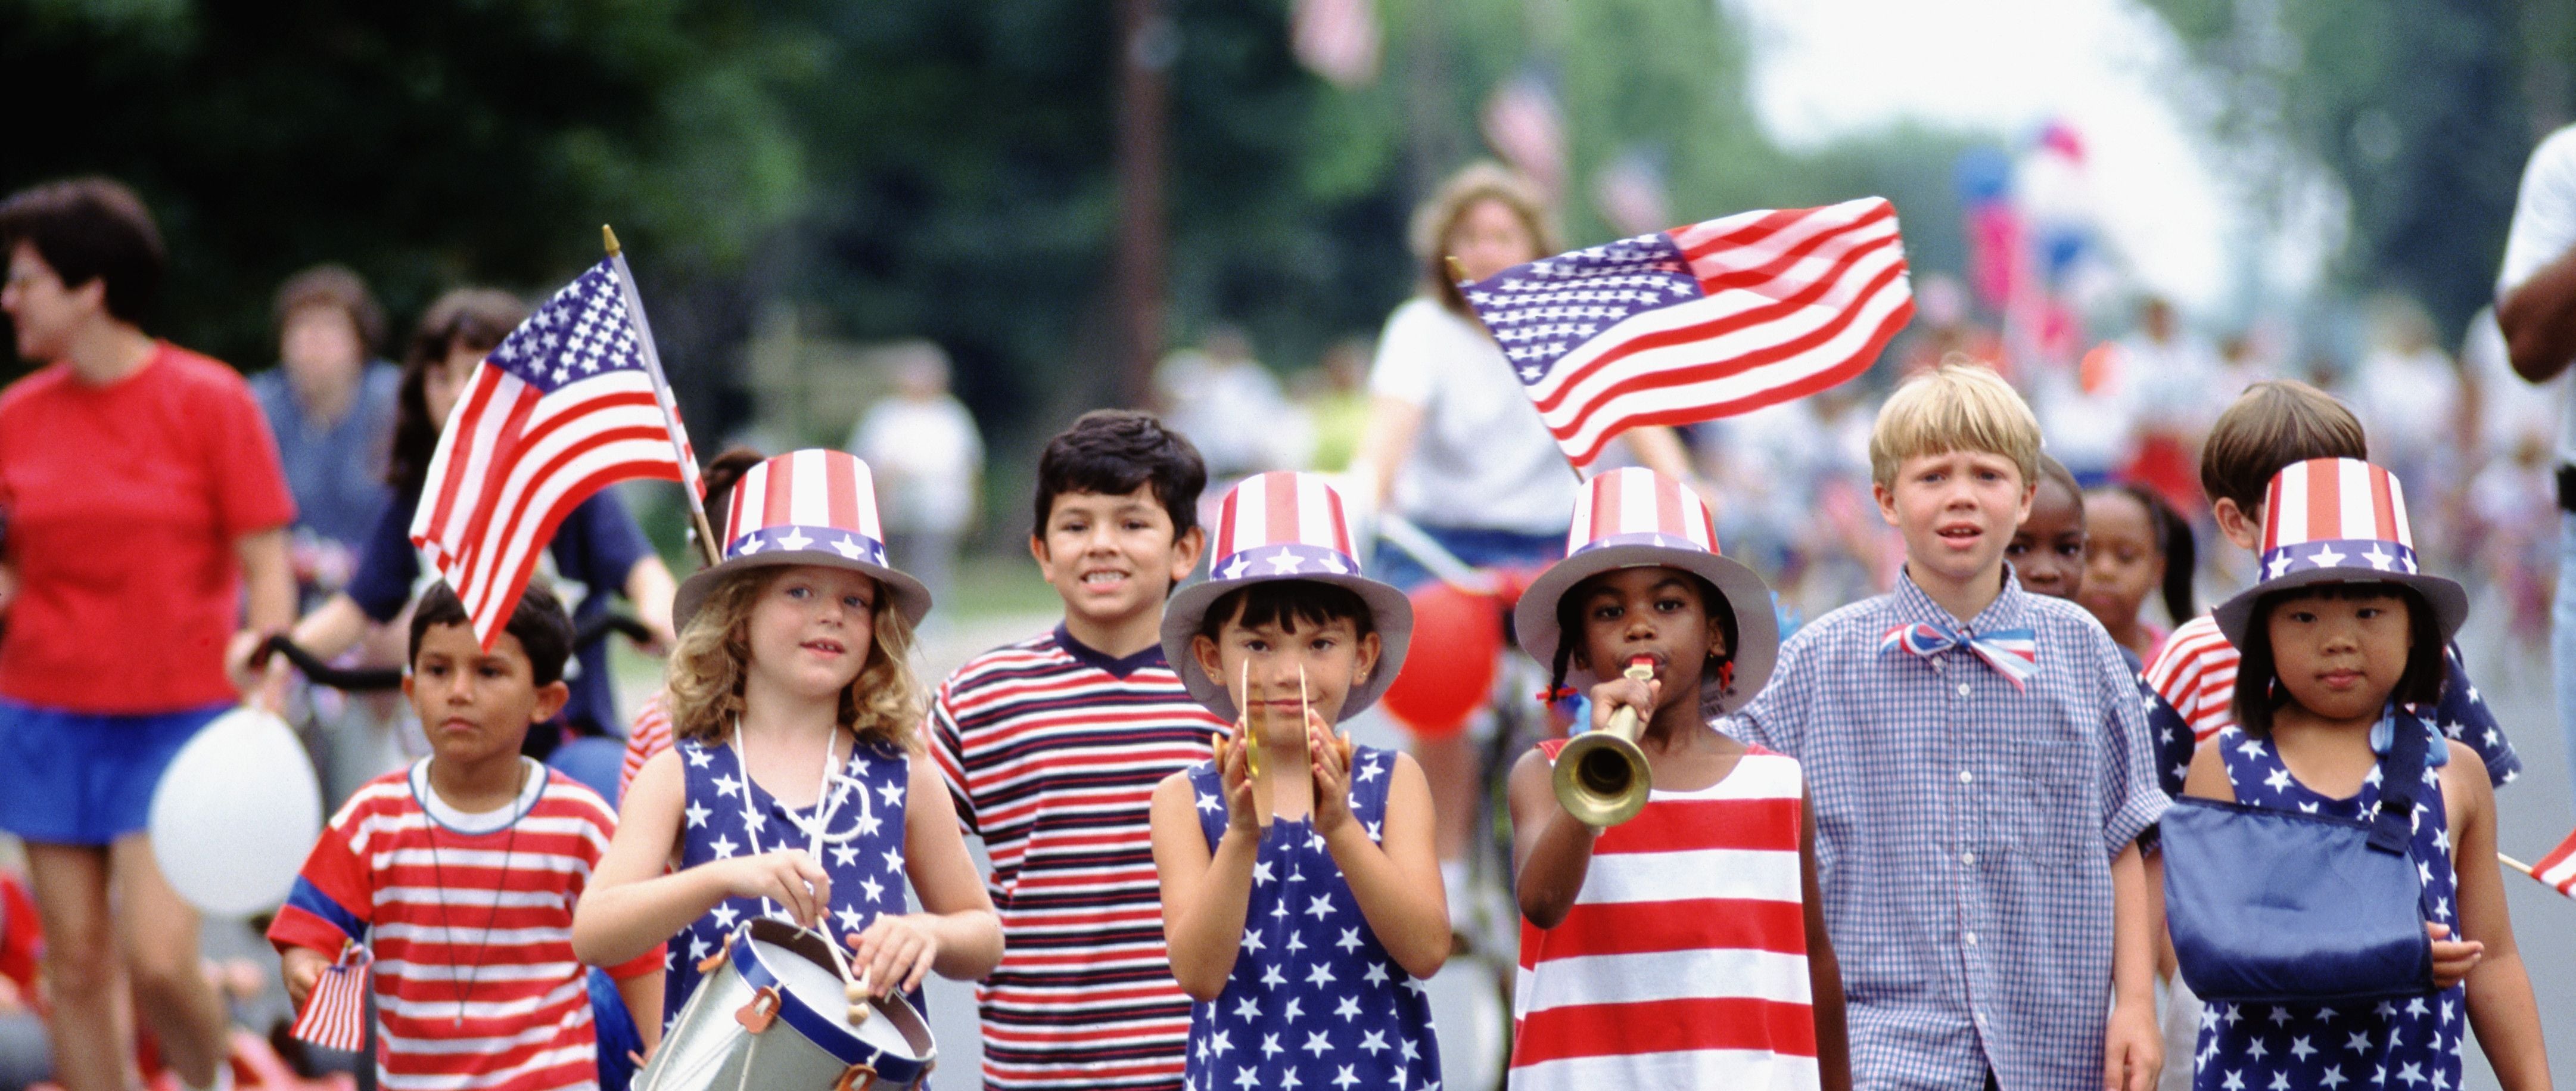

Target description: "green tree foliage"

left=2143, top=0, right=2548, bottom=335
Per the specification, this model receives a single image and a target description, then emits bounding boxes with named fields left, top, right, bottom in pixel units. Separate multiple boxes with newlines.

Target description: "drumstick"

left=1239, top=659, right=1261, bottom=779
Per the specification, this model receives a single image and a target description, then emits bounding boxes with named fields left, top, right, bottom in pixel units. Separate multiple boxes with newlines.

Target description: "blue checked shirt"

left=1723, top=568, right=2169, bottom=1091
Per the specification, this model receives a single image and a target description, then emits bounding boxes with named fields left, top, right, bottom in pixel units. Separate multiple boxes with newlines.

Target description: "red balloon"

left=1380, top=582, right=1501, bottom=739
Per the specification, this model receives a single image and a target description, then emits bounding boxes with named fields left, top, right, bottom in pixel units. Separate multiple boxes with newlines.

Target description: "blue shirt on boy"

left=1724, top=567, right=2168, bottom=1091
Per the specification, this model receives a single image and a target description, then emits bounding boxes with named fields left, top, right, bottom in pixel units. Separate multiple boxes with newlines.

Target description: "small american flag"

left=2535, top=828, right=2576, bottom=898
left=1460, top=197, right=1912, bottom=467
left=1290, top=0, right=1378, bottom=88
left=1480, top=71, right=1564, bottom=195
left=410, top=257, right=698, bottom=648
left=290, top=949, right=369, bottom=1053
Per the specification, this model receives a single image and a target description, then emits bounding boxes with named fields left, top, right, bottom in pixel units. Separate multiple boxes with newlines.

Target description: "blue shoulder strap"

left=2369, top=710, right=2429, bottom=854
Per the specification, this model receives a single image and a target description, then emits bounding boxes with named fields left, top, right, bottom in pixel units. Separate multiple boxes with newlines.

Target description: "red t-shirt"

left=0, top=343, right=295, bottom=711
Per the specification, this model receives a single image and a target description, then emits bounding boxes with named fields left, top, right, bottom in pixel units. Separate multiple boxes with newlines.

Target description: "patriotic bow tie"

left=1881, top=623, right=2038, bottom=691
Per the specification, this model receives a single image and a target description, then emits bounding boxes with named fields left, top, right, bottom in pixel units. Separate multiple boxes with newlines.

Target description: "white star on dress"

left=2264, top=769, right=2292, bottom=794
left=1303, top=1031, right=1333, bottom=1057
left=1357, top=761, right=1383, bottom=783
left=830, top=843, right=860, bottom=868
left=1261, top=964, right=1287, bottom=989
left=1198, top=794, right=1223, bottom=814
left=712, top=904, right=741, bottom=930
left=686, top=802, right=711, bottom=828
left=2270, top=1073, right=2291, bottom=1091
left=1336, top=927, right=1362, bottom=953
left=1306, top=963, right=1336, bottom=987
left=1305, top=894, right=1334, bottom=919
left=1359, top=1030, right=1388, bottom=1055
left=1234, top=996, right=1261, bottom=1022
left=1331, top=1067, right=1358, bottom=1089
left=1234, top=1067, right=1258, bottom=1090
left=1261, top=1034, right=1283, bottom=1059
left=1283, top=997, right=1304, bottom=1022
left=884, top=847, right=906, bottom=874
left=714, top=775, right=743, bottom=797
left=1399, top=1038, right=1420, bottom=1063
left=1286, top=932, right=1307, bottom=955
left=836, top=906, right=866, bottom=933
left=1243, top=929, right=1265, bottom=954
left=877, top=782, right=904, bottom=808
left=860, top=875, right=885, bottom=903
left=1254, top=861, right=1274, bottom=885
left=689, top=934, right=712, bottom=962
left=1334, top=996, right=1361, bottom=1022
left=686, top=747, right=713, bottom=767
left=711, top=834, right=739, bottom=858
left=2220, top=1070, right=2244, bottom=1091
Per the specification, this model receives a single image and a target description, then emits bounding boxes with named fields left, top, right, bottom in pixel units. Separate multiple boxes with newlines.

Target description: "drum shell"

left=635, top=920, right=936, bottom=1091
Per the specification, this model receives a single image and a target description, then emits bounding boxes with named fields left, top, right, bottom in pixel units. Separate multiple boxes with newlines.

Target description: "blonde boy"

left=1723, top=363, right=2169, bottom=1091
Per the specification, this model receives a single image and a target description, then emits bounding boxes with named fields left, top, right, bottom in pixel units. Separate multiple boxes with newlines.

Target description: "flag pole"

left=1451, top=253, right=1588, bottom=486
left=603, top=225, right=723, bottom=568
left=2500, top=853, right=2536, bottom=879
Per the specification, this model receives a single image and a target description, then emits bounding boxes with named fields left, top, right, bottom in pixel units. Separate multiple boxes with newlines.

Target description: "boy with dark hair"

left=269, top=581, right=662, bottom=1091
left=1725, top=363, right=2168, bottom=1091
left=928, top=409, right=1227, bottom=1091
left=2143, top=380, right=2521, bottom=796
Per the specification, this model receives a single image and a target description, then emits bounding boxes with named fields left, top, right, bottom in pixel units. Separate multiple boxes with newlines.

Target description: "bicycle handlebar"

left=257, top=612, right=655, bottom=692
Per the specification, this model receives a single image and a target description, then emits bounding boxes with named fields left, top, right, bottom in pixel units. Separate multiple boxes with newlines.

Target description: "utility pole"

left=1113, top=0, right=1175, bottom=408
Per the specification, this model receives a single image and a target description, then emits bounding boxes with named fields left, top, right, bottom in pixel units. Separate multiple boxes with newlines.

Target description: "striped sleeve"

left=617, top=693, right=674, bottom=801
left=2142, top=614, right=2237, bottom=743
left=268, top=780, right=396, bottom=957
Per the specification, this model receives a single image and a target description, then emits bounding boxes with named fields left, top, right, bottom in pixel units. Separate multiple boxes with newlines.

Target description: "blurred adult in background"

left=1155, top=323, right=1302, bottom=481
left=2347, top=294, right=2465, bottom=515
left=2117, top=296, right=2219, bottom=511
left=1349, top=162, right=1698, bottom=924
left=848, top=340, right=982, bottom=613
left=251, top=264, right=400, bottom=595
left=1298, top=335, right=1374, bottom=473
left=265, top=288, right=677, bottom=772
left=0, top=177, right=291, bottom=1091
left=2494, top=121, right=2576, bottom=799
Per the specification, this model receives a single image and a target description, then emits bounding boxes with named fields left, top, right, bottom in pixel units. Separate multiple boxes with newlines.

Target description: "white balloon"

left=148, top=707, right=322, bottom=917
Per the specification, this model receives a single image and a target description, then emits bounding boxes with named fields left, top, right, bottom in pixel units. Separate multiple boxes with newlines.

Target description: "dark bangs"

left=2230, top=583, right=2445, bottom=738
left=1198, top=580, right=1374, bottom=640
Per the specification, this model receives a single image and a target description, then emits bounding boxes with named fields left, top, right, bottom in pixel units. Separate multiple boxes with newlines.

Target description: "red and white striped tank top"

left=1508, top=742, right=1818, bottom=1090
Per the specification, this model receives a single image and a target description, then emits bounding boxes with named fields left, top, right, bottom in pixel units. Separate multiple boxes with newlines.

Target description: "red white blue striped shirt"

left=928, top=626, right=1226, bottom=1091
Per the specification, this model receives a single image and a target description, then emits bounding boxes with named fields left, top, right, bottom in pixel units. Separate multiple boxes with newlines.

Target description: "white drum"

left=636, top=919, right=936, bottom=1090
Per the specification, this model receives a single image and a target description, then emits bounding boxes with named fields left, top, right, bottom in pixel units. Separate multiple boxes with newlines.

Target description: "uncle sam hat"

left=672, top=449, right=932, bottom=632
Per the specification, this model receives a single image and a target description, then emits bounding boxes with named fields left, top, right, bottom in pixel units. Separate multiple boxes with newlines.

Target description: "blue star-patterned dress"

left=2195, top=725, right=2463, bottom=1091
left=1182, top=745, right=1441, bottom=1091
left=662, top=736, right=917, bottom=1031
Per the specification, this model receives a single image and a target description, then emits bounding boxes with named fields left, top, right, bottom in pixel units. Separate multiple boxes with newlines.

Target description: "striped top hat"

left=2212, top=458, right=2465, bottom=646
left=1161, top=472, right=1413, bottom=722
left=672, top=449, right=932, bottom=632
left=1513, top=468, right=1779, bottom=716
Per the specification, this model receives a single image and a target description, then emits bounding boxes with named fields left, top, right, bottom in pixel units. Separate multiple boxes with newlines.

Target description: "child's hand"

left=716, top=850, right=833, bottom=930
left=845, top=913, right=941, bottom=999
left=1587, top=671, right=1659, bottom=733
left=2427, top=922, right=2485, bottom=989
left=2102, top=994, right=2161, bottom=1091
left=1212, top=733, right=1262, bottom=836
left=1308, top=713, right=1356, bottom=838
left=280, top=946, right=331, bottom=1011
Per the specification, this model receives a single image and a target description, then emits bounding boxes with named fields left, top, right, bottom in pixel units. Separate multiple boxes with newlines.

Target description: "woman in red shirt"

left=0, top=178, right=296, bottom=1091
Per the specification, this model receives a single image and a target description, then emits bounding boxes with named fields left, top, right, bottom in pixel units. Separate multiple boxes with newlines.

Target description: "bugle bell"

left=1551, top=657, right=1657, bottom=828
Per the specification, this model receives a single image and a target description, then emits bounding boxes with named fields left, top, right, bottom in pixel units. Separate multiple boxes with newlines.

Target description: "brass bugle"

left=1552, top=657, right=1657, bottom=828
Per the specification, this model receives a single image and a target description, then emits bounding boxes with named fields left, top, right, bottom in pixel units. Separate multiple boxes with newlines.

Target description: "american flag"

left=2534, top=828, right=2576, bottom=898
left=1460, top=197, right=1912, bottom=467
left=1290, top=0, right=1379, bottom=88
left=1480, top=71, right=1564, bottom=195
left=410, top=256, right=698, bottom=648
left=290, top=950, right=369, bottom=1053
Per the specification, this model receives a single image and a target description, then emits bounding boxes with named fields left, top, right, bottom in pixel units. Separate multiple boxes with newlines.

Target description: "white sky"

left=1721, top=0, right=2328, bottom=315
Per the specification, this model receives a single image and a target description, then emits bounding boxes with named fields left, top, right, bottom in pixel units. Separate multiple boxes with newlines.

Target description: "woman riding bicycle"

left=1348, top=162, right=1700, bottom=933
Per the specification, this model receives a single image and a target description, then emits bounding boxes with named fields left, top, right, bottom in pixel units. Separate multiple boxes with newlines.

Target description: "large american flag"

left=1460, top=197, right=1913, bottom=467
left=410, top=257, right=696, bottom=649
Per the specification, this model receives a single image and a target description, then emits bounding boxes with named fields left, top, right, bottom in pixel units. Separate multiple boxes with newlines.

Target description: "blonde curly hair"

left=664, top=567, right=925, bottom=754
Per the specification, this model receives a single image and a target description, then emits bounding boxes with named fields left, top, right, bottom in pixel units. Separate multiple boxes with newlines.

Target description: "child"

left=2174, top=458, right=2549, bottom=1089
left=2079, top=483, right=2195, bottom=666
left=1147, top=471, right=1447, bottom=1091
left=268, top=580, right=664, bottom=1091
left=926, top=410, right=1228, bottom=1091
left=2006, top=453, right=2088, bottom=603
left=2141, top=380, right=2520, bottom=801
left=572, top=450, right=1002, bottom=1030
left=1505, top=467, right=1848, bottom=1090
left=1724, top=363, right=2168, bottom=1091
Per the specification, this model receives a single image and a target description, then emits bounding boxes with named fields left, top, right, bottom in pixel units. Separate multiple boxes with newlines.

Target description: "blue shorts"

left=0, top=699, right=231, bottom=846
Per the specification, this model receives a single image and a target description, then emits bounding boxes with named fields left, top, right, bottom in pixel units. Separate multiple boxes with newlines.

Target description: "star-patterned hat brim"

left=2211, top=563, right=2466, bottom=651
left=1512, top=540, right=1779, bottom=718
left=673, top=547, right=934, bottom=635
left=1161, top=567, right=1414, bottom=724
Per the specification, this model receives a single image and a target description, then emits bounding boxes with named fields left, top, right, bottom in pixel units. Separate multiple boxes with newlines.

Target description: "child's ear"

left=533, top=679, right=571, bottom=723
left=2212, top=499, right=2263, bottom=552
left=1353, top=630, right=1382, bottom=684
left=1872, top=480, right=1900, bottom=527
left=400, top=672, right=415, bottom=702
left=1169, top=525, right=1207, bottom=580
left=1191, top=633, right=1226, bottom=687
left=1028, top=531, right=1051, bottom=567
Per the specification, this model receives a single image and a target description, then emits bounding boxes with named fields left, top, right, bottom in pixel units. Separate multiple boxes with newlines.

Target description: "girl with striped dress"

left=1505, top=468, right=1849, bottom=1091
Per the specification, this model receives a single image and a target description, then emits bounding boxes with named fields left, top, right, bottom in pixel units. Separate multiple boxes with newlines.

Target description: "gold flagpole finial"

left=602, top=225, right=622, bottom=257
left=1444, top=256, right=1468, bottom=284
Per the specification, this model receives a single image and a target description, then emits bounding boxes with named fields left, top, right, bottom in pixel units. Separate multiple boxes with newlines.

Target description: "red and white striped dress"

left=1510, top=742, right=1818, bottom=1090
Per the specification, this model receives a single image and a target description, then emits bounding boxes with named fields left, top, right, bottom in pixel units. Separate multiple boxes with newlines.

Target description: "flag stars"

left=1302, top=1031, right=1333, bottom=1057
